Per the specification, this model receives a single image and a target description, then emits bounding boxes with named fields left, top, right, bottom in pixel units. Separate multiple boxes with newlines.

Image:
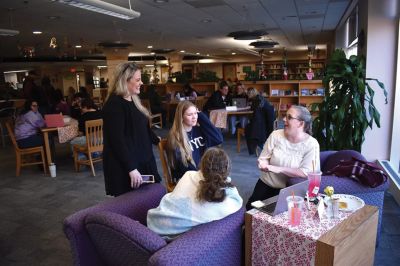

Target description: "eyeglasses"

left=285, top=114, right=302, bottom=121
left=31, top=104, right=38, bottom=107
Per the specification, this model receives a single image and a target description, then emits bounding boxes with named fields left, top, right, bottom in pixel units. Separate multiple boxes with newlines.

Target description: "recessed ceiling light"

left=75, top=45, right=82, bottom=48
left=33, top=31, right=42, bottom=34
left=147, top=45, right=153, bottom=48
left=180, top=50, right=185, bottom=53
left=196, top=52, right=200, bottom=55
left=201, top=19, right=212, bottom=23
left=154, top=0, right=168, bottom=3
left=150, top=52, right=155, bottom=55
left=231, top=52, right=236, bottom=55
left=269, top=50, right=274, bottom=53
left=206, top=54, right=209, bottom=56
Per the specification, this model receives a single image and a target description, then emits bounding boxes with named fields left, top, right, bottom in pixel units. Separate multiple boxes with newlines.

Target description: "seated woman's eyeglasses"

left=286, top=114, right=302, bottom=121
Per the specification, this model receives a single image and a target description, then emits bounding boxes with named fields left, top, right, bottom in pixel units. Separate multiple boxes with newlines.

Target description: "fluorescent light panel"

left=58, top=0, right=140, bottom=20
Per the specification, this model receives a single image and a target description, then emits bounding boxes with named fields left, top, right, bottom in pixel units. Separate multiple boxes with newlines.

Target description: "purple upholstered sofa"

left=288, top=150, right=389, bottom=241
left=63, top=183, right=245, bottom=266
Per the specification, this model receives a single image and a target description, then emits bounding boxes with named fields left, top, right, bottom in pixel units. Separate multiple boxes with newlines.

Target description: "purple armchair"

left=288, top=150, right=389, bottom=242
left=63, top=183, right=245, bottom=266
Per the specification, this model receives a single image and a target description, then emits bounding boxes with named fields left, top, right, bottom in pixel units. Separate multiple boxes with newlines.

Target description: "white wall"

left=359, top=0, right=398, bottom=161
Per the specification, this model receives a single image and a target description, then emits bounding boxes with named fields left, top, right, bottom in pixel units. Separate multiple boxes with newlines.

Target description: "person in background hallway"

left=102, top=62, right=161, bottom=196
left=203, top=80, right=231, bottom=115
left=229, top=82, right=249, bottom=135
left=14, top=99, right=45, bottom=148
left=53, top=89, right=71, bottom=115
left=147, top=147, right=242, bottom=240
left=166, top=100, right=223, bottom=183
left=246, top=105, right=320, bottom=210
left=245, top=87, right=275, bottom=155
left=141, top=84, right=167, bottom=126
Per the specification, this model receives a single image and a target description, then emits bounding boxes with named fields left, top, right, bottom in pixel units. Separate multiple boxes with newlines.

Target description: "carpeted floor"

left=0, top=128, right=399, bottom=265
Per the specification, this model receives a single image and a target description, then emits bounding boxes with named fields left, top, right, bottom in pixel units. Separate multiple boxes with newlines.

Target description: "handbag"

left=325, top=157, right=388, bottom=188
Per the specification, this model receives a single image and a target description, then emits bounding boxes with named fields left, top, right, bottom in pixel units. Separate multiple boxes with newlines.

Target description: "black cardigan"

left=102, top=94, right=160, bottom=196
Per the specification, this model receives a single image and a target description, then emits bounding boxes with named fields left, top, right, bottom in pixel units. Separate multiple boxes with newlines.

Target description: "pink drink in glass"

left=307, top=171, right=322, bottom=199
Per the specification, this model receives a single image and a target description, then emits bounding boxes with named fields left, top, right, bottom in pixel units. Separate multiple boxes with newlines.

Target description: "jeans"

left=229, top=115, right=248, bottom=135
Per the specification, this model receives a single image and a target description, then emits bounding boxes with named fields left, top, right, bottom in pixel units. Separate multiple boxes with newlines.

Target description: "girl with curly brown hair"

left=147, top=147, right=243, bottom=239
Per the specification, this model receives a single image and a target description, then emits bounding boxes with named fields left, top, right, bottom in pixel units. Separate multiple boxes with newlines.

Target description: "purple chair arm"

left=63, top=184, right=166, bottom=266
left=149, top=207, right=245, bottom=266
left=85, top=211, right=167, bottom=266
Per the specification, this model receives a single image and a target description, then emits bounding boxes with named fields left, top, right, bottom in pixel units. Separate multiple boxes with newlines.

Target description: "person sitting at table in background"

left=53, top=89, right=71, bottom=115
left=147, top=147, right=242, bottom=240
left=77, top=86, right=90, bottom=100
left=70, top=93, right=82, bottom=120
left=203, top=80, right=231, bottom=115
left=229, top=82, right=249, bottom=136
left=140, top=84, right=167, bottom=126
left=14, top=99, right=46, bottom=148
left=183, top=83, right=198, bottom=99
left=245, top=105, right=320, bottom=210
left=245, top=87, right=275, bottom=155
left=66, top=86, right=76, bottom=106
left=167, top=100, right=223, bottom=183
left=102, top=62, right=161, bottom=196
left=69, top=98, right=102, bottom=159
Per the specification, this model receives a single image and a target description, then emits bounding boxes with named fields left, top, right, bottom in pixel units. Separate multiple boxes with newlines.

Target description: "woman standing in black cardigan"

left=102, top=63, right=161, bottom=196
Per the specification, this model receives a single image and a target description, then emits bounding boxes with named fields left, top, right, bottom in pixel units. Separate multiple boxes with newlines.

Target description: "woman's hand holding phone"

left=129, top=169, right=143, bottom=188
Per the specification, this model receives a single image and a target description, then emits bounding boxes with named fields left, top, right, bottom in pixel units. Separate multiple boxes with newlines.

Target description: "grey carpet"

left=0, top=128, right=399, bottom=265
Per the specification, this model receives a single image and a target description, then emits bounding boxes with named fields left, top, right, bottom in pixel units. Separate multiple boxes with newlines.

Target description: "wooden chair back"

left=141, top=99, right=163, bottom=128
left=85, top=119, right=103, bottom=153
left=195, top=96, right=207, bottom=111
left=158, top=139, right=175, bottom=192
left=5, top=120, right=19, bottom=151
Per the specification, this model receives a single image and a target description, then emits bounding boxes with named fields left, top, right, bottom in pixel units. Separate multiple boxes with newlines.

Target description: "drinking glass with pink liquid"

left=307, top=171, right=322, bottom=199
left=286, top=196, right=303, bottom=226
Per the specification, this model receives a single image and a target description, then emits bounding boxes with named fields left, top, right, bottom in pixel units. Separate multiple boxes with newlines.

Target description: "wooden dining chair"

left=73, top=119, right=103, bottom=176
left=195, top=96, right=207, bottom=111
left=141, top=99, right=163, bottom=129
left=157, top=139, right=176, bottom=192
left=6, top=121, right=47, bottom=176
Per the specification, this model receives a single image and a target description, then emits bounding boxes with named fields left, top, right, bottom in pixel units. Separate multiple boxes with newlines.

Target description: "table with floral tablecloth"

left=250, top=204, right=352, bottom=266
left=209, top=108, right=252, bottom=129
left=57, top=119, right=79, bottom=143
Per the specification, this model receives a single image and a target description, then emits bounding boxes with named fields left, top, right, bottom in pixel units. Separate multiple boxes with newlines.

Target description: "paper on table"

left=317, top=196, right=325, bottom=221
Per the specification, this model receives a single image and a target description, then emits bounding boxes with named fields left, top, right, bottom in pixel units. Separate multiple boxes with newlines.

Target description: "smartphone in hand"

left=141, top=175, right=155, bottom=183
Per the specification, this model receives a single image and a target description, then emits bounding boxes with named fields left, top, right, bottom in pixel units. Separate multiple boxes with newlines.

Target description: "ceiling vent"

left=184, top=0, right=226, bottom=8
left=227, top=30, right=268, bottom=40
left=249, top=41, right=279, bottom=48
left=151, top=48, right=175, bottom=54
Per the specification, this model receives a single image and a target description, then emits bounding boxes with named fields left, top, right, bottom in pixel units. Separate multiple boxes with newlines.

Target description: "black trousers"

left=246, top=179, right=281, bottom=210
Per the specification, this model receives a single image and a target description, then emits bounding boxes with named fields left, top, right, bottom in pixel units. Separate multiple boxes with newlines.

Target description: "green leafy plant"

left=312, top=49, right=388, bottom=152
left=171, top=71, right=191, bottom=84
left=195, top=71, right=219, bottom=82
left=244, top=70, right=259, bottom=81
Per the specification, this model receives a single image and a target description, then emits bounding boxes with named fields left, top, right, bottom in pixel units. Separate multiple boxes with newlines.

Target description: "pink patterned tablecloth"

left=209, top=109, right=228, bottom=128
left=57, top=119, right=78, bottom=143
left=251, top=204, right=352, bottom=266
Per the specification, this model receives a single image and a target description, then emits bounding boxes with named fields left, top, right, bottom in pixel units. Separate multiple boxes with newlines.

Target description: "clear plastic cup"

left=286, top=196, right=303, bottom=226
left=307, top=171, right=322, bottom=199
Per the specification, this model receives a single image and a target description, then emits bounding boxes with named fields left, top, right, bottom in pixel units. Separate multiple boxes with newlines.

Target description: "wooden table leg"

left=245, top=212, right=253, bottom=266
left=42, top=131, right=53, bottom=168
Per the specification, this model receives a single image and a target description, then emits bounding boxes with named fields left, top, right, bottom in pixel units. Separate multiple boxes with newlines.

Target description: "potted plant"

left=312, top=49, right=388, bottom=152
left=195, top=71, right=219, bottom=82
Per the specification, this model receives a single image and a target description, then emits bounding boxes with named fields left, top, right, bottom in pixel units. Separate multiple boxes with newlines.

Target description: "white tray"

left=326, top=194, right=365, bottom=212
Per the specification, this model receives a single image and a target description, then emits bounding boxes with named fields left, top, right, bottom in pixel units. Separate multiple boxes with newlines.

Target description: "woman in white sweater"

left=147, top=147, right=243, bottom=239
left=246, top=105, right=320, bottom=210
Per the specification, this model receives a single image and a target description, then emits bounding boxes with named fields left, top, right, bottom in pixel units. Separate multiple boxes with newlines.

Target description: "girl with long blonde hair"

left=167, top=100, right=223, bottom=183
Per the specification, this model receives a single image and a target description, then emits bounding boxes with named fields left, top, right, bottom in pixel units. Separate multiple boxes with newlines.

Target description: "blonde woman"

left=167, top=101, right=223, bottom=183
left=102, top=62, right=161, bottom=196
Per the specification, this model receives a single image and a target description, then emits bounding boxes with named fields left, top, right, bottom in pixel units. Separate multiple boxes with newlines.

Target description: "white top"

left=259, top=129, right=320, bottom=188
left=147, top=170, right=243, bottom=237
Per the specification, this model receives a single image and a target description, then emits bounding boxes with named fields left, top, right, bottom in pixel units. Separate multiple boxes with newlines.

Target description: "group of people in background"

left=101, top=62, right=320, bottom=241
